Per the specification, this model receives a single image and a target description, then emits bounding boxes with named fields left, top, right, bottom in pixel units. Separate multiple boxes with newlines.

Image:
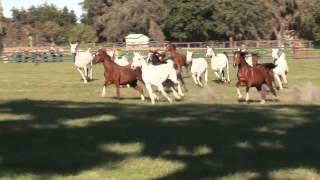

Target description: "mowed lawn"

left=0, top=57, right=320, bottom=180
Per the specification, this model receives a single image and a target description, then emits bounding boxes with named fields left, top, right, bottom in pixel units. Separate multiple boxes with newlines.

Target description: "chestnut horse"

left=233, top=51, right=277, bottom=104
left=165, top=44, right=188, bottom=90
left=165, top=44, right=188, bottom=73
left=93, top=49, right=145, bottom=100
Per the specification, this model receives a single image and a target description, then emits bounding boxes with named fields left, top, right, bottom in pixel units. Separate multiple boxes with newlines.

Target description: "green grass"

left=0, top=58, right=320, bottom=180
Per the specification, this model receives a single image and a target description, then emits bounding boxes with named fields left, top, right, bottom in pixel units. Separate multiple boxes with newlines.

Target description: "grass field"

left=0, top=57, right=320, bottom=180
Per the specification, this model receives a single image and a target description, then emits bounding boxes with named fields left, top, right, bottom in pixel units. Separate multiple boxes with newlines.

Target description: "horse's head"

left=93, top=49, right=109, bottom=64
left=233, top=50, right=246, bottom=67
left=131, top=52, right=144, bottom=69
left=165, top=43, right=176, bottom=52
left=205, top=46, right=214, bottom=57
left=271, top=48, right=279, bottom=62
left=70, top=43, right=78, bottom=54
left=146, top=51, right=162, bottom=65
left=186, top=50, right=193, bottom=64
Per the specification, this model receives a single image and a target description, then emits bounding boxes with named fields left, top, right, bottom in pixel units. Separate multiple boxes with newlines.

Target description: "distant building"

left=125, top=34, right=149, bottom=47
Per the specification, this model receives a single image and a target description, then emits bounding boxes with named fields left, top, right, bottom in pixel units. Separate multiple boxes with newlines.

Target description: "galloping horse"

left=186, top=50, right=208, bottom=87
left=272, top=48, right=289, bottom=90
left=165, top=43, right=189, bottom=73
left=93, top=49, right=145, bottom=100
left=233, top=50, right=277, bottom=104
left=131, top=51, right=184, bottom=104
left=206, top=47, right=231, bottom=83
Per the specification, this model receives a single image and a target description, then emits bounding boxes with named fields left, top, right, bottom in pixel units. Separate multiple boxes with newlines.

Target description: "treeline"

left=4, top=0, right=320, bottom=46
left=4, top=3, right=96, bottom=46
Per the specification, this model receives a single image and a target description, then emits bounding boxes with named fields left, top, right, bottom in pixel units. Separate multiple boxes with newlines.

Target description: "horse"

left=131, top=52, right=184, bottom=104
left=165, top=43, right=189, bottom=90
left=113, top=49, right=130, bottom=66
left=272, top=48, right=289, bottom=90
left=148, top=49, right=187, bottom=91
left=233, top=50, right=277, bottom=104
left=70, top=43, right=78, bottom=62
left=205, top=46, right=231, bottom=83
left=165, top=43, right=189, bottom=74
left=186, top=50, right=208, bottom=87
left=70, top=43, right=94, bottom=84
left=93, top=49, right=145, bottom=100
left=146, top=50, right=167, bottom=65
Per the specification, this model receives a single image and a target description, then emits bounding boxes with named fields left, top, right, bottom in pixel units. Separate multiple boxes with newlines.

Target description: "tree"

left=263, top=0, right=301, bottom=40
left=10, top=4, right=77, bottom=45
left=82, top=0, right=166, bottom=42
left=69, top=24, right=97, bottom=43
left=297, top=0, right=320, bottom=40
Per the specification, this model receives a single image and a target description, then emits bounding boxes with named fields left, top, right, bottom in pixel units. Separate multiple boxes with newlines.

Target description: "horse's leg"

left=192, top=73, right=198, bottom=85
left=170, top=87, right=181, bottom=100
left=130, top=81, right=145, bottom=101
left=266, top=77, right=278, bottom=99
left=221, top=69, right=225, bottom=81
left=89, top=63, right=93, bottom=80
left=204, top=68, right=208, bottom=86
left=245, top=86, right=250, bottom=102
left=274, top=73, right=283, bottom=90
left=77, top=67, right=87, bottom=83
left=214, top=71, right=221, bottom=81
left=282, top=72, right=288, bottom=86
left=158, top=84, right=173, bottom=103
left=101, top=85, right=106, bottom=97
left=83, top=65, right=88, bottom=80
left=177, top=72, right=187, bottom=92
left=115, top=82, right=121, bottom=99
left=256, top=86, right=265, bottom=104
left=176, top=81, right=185, bottom=97
left=145, top=84, right=155, bottom=104
left=236, top=81, right=243, bottom=99
left=197, top=73, right=203, bottom=87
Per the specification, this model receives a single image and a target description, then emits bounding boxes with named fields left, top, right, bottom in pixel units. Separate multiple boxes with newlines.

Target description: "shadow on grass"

left=0, top=99, right=319, bottom=179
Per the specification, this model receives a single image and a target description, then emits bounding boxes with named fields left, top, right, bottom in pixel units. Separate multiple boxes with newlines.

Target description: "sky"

left=2, top=0, right=84, bottom=20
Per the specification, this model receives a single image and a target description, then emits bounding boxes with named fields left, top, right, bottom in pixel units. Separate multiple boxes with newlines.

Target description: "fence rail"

left=1, top=40, right=319, bottom=63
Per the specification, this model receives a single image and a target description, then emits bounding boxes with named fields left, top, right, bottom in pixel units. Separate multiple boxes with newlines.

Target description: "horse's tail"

left=223, top=52, right=231, bottom=83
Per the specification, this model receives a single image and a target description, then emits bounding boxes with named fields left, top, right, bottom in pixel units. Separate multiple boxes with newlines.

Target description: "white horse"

left=131, top=52, right=184, bottom=104
left=106, top=49, right=130, bottom=66
left=205, top=46, right=230, bottom=83
left=114, top=55, right=130, bottom=66
left=70, top=43, right=78, bottom=62
left=70, top=43, right=93, bottom=83
left=186, top=51, right=208, bottom=87
left=272, top=48, right=289, bottom=90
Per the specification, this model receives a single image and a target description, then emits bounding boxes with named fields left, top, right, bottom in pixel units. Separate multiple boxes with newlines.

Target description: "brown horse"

left=93, top=49, right=145, bottom=100
left=233, top=51, right=277, bottom=104
left=165, top=44, right=189, bottom=73
left=165, top=43, right=188, bottom=91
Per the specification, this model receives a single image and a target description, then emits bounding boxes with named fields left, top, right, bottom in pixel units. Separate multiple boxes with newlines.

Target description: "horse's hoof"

left=179, top=93, right=185, bottom=97
left=260, top=100, right=266, bottom=104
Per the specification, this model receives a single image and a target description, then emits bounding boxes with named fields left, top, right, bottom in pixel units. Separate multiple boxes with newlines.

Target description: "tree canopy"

left=5, top=0, right=320, bottom=45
